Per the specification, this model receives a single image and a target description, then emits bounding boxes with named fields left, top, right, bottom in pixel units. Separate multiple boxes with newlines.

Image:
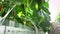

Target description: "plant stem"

left=27, top=17, right=39, bottom=34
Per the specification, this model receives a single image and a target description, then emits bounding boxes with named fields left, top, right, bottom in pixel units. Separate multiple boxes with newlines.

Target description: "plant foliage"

left=0, top=0, right=51, bottom=32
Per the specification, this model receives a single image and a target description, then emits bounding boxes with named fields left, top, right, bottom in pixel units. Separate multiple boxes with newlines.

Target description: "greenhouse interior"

left=0, top=0, right=60, bottom=34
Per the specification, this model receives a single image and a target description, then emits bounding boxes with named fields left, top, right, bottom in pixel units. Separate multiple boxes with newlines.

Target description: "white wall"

left=0, top=25, right=45, bottom=34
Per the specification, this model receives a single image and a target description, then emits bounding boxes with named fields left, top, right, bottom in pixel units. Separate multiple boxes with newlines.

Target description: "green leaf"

left=42, top=6, right=50, bottom=15
left=42, top=11, right=50, bottom=21
left=43, top=2, right=49, bottom=8
left=35, top=3, right=38, bottom=10
left=14, top=5, right=21, bottom=14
